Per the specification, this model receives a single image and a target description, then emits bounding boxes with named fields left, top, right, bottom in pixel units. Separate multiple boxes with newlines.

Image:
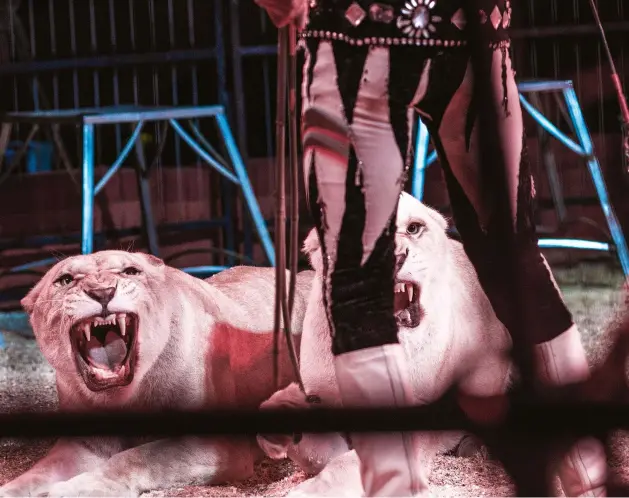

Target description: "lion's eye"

left=122, top=267, right=141, bottom=276
left=406, top=222, right=425, bottom=236
left=55, top=274, right=74, bottom=286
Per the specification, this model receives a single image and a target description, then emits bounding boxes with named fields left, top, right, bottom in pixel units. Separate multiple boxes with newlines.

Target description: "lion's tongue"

left=85, top=331, right=127, bottom=370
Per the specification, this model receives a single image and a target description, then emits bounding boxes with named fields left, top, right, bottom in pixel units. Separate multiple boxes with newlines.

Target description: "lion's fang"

left=83, top=323, right=91, bottom=342
left=118, top=315, right=126, bottom=337
left=407, top=286, right=414, bottom=302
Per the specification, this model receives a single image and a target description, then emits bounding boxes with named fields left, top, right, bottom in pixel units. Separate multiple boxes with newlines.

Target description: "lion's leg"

left=43, top=436, right=255, bottom=497
left=257, top=383, right=350, bottom=475
left=0, top=438, right=108, bottom=497
left=286, top=450, right=364, bottom=497
left=535, top=326, right=607, bottom=497
left=418, top=45, right=607, bottom=497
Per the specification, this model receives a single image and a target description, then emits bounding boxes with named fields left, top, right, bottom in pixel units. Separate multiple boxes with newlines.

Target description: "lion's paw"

left=46, top=473, right=135, bottom=497
left=0, top=478, right=50, bottom=497
left=0, top=484, right=28, bottom=497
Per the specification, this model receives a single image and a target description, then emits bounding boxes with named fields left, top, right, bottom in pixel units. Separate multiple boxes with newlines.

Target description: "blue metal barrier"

left=412, top=79, right=629, bottom=277
left=0, top=105, right=275, bottom=274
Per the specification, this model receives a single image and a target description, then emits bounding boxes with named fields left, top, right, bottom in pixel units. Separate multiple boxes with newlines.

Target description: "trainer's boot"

left=334, top=344, right=430, bottom=497
left=536, top=325, right=607, bottom=497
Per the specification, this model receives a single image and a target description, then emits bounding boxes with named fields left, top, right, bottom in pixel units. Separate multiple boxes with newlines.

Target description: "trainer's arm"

left=253, top=0, right=308, bottom=28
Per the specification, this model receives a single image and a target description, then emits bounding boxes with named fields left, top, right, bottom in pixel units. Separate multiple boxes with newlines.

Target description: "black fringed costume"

left=300, top=0, right=574, bottom=355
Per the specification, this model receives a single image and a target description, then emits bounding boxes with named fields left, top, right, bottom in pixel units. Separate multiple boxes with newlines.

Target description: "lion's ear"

left=302, top=228, right=320, bottom=256
left=141, top=253, right=165, bottom=267
left=302, top=228, right=323, bottom=273
left=21, top=278, right=46, bottom=314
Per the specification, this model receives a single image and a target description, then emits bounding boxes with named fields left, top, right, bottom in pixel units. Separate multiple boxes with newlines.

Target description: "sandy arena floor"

left=1, top=262, right=628, bottom=496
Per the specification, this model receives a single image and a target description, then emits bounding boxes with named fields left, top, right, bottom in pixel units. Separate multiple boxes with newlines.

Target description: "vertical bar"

left=620, top=0, right=626, bottom=92
left=48, top=0, right=60, bottom=109
left=528, top=0, right=537, bottom=79
left=82, top=123, right=95, bottom=254
left=89, top=0, right=101, bottom=164
left=69, top=0, right=79, bottom=109
left=411, top=118, right=430, bottom=201
left=216, top=113, right=275, bottom=266
left=9, top=0, right=19, bottom=115
left=187, top=0, right=200, bottom=167
left=168, top=0, right=181, bottom=222
left=260, top=13, right=273, bottom=159
left=109, top=0, right=121, bottom=154
left=148, top=0, right=161, bottom=168
left=573, top=0, right=582, bottom=103
left=564, top=88, right=629, bottom=276
left=229, top=0, right=252, bottom=259
left=129, top=0, right=139, bottom=105
left=596, top=40, right=607, bottom=160
left=168, top=0, right=181, bottom=168
left=213, top=0, right=235, bottom=266
left=27, top=0, right=39, bottom=110
left=213, top=0, right=229, bottom=112
left=229, top=0, right=248, bottom=154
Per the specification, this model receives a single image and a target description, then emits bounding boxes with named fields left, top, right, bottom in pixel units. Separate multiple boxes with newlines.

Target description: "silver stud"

left=369, top=3, right=395, bottom=24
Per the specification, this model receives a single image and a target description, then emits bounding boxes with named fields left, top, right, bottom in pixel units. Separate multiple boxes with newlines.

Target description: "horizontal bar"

left=0, top=48, right=217, bottom=76
left=238, top=45, right=278, bottom=57
left=85, top=106, right=225, bottom=124
left=8, top=257, right=59, bottom=273
left=538, top=238, right=610, bottom=251
left=517, top=80, right=574, bottom=93
left=510, top=21, right=629, bottom=39
left=0, top=220, right=231, bottom=252
left=2, top=400, right=629, bottom=439
left=0, top=106, right=225, bottom=125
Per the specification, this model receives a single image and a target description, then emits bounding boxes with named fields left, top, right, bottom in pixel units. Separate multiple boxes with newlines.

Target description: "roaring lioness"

left=258, top=192, right=514, bottom=496
left=0, top=252, right=313, bottom=497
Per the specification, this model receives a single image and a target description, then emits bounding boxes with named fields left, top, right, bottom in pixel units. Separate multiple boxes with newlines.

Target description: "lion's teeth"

left=83, top=323, right=91, bottom=342
left=407, top=286, right=414, bottom=302
left=118, top=315, right=126, bottom=337
left=395, top=283, right=406, bottom=293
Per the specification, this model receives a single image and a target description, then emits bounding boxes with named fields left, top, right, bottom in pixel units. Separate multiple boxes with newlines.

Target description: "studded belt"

left=301, top=0, right=512, bottom=48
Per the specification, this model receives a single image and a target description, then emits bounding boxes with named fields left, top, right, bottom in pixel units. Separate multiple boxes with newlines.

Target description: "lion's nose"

left=86, top=286, right=116, bottom=307
left=395, top=249, right=409, bottom=274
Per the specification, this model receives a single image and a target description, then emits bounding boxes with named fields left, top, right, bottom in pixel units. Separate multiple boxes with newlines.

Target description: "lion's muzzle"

left=394, top=281, right=422, bottom=329
left=71, top=312, right=139, bottom=391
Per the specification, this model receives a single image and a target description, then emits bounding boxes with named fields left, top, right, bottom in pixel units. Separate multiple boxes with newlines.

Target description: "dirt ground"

left=1, top=261, right=628, bottom=497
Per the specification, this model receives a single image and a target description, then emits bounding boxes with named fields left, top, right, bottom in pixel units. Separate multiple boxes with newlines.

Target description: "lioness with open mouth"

left=258, top=192, right=514, bottom=496
left=0, top=252, right=313, bottom=497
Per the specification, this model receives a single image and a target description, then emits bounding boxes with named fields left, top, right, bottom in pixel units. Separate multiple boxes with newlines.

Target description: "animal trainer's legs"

left=301, top=40, right=429, bottom=496
left=418, top=46, right=606, bottom=497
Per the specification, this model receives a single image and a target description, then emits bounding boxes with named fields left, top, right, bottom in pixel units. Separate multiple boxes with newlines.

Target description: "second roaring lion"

left=257, top=192, right=514, bottom=496
left=0, top=253, right=313, bottom=497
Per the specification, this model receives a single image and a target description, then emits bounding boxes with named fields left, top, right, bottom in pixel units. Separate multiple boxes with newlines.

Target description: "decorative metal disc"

left=396, top=0, right=441, bottom=39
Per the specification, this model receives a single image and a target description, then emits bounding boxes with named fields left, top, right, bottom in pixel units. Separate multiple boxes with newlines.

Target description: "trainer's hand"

left=254, top=0, right=308, bottom=29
